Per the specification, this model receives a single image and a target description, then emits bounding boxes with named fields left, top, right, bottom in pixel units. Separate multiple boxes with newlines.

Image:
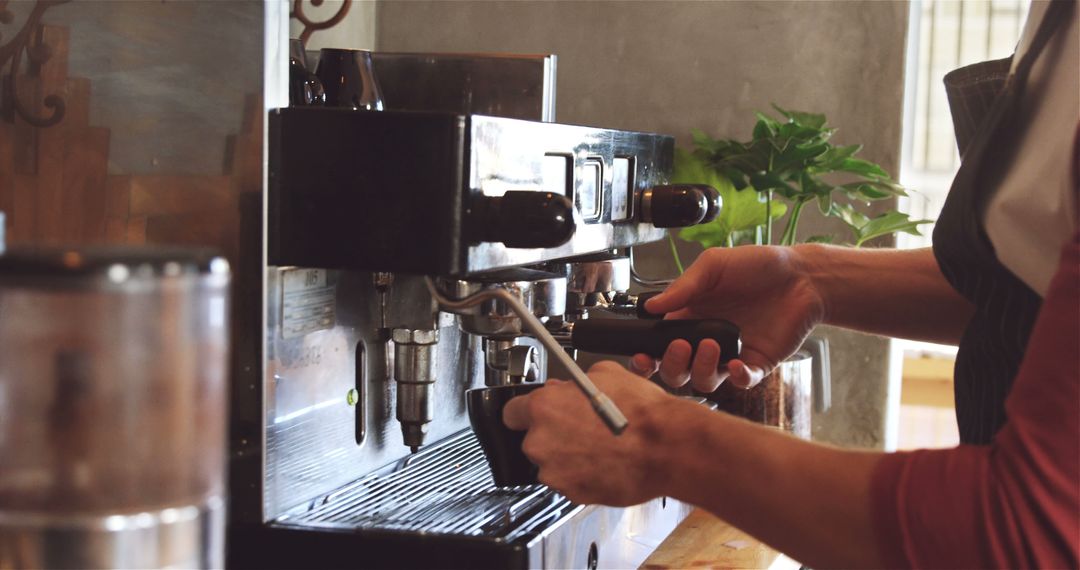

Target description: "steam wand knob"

left=639, top=184, right=722, bottom=228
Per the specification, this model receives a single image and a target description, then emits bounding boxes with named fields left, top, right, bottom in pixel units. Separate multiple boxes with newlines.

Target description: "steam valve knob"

left=640, top=185, right=710, bottom=228
left=471, top=191, right=576, bottom=248
left=697, top=184, right=722, bottom=223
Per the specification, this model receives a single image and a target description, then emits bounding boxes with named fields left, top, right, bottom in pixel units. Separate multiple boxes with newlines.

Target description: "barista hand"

left=630, top=246, right=824, bottom=391
left=503, top=361, right=681, bottom=506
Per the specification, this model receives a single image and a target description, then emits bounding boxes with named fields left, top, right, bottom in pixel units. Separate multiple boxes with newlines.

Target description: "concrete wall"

left=374, top=0, right=910, bottom=448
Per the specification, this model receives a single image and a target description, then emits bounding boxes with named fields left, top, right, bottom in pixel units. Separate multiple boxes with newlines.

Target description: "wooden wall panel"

left=28, top=26, right=70, bottom=244
left=11, top=176, right=37, bottom=242
left=125, top=216, right=146, bottom=244
left=0, top=23, right=257, bottom=259
left=105, top=176, right=132, bottom=219
left=0, top=122, right=13, bottom=238
left=128, top=175, right=235, bottom=218
left=64, top=78, right=91, bottom=129
left=62, top=127, right=110, bottom=241
left=12, top=77, right=40, bottom=176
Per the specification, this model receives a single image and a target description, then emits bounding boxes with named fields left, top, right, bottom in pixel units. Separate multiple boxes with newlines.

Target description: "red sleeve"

left=871, top=232, right=1080, bottom=569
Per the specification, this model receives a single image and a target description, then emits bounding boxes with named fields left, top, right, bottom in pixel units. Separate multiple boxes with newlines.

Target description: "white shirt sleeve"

left=983, top=1, right=1079, bottom=298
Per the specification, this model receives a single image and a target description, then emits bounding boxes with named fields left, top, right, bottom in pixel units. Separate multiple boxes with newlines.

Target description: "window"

left=894, top=0, right=1029, bottom=450
left=899, top=0, right=1030, bottom=250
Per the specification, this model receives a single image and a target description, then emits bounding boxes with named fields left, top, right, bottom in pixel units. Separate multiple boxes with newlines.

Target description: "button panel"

left=577, top=159, right=602, bottom=221
left=542, top=154, right=571, bottom=196
left=611, top=157, right=633, bottom=222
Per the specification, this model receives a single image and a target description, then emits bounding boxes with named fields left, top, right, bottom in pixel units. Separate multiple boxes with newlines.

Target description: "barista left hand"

left=503, top=361, right=683, bottom=506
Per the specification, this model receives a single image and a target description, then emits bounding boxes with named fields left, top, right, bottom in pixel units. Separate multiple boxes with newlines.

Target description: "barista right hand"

left=630, top=245, right=825, bottom=392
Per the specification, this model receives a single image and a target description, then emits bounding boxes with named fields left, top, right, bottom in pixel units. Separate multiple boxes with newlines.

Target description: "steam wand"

left=424, top=277, right=629, bottom=435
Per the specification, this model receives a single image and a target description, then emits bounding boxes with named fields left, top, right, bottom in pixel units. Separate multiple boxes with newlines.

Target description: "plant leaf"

left=683, top=106, right=913, bottom=248
left=830, top=202, right=870, bottom=230
left=772, top=142, right=829, bottom=173
left=772, top=104, right=828, bottom=129
left=836, top=157, right=890, bottom=178
left=853, top=212, right=933, bottom=247
left=841, top=182, right=892, bottom=201
left=840, top=180, right=907, bottom=201
left=749, top=171, right=798, bottom=197
left=777, top=121, right=829, bottom=144
left=800, top=171, right=829, bottom=197
left=719, top=165, right=750, bottom=190
left=817, top=144, right=862, bottom=169
left=731, top=228, right=760, bottom=246
left=673, top=149, right=786, bottom=248
left=691, top=128, right=712, bottom=148
left=716, top=150, right=767, bottom=175
left=753, top=112, right=781, bottom=139
left=805, top=234, right=835, bottom=244
left=817, top=193, right=832, bottom=215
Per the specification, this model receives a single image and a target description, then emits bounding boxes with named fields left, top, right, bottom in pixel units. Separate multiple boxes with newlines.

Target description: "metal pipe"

left=425, top=277, right=628, bottom=435
left=628, top=247, right=674, bottom=288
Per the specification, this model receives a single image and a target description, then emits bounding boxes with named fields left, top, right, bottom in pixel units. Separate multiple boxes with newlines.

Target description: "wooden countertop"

left=641, top=509, right=801, bottom=570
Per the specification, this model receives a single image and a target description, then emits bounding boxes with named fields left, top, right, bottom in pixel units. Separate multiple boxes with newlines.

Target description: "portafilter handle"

left=570, top=319, right=741, bottom=365
left=424, top=277, right=629, bottom=436
left=587, top=292, right=742, bottom=364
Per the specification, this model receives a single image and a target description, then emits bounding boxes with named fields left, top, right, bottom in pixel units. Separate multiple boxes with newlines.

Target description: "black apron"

left=933, top=0, right=1074, bottom=445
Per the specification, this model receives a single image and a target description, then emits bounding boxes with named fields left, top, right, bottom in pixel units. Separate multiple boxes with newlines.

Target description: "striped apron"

left=933, top=0, right=1074, bottom=444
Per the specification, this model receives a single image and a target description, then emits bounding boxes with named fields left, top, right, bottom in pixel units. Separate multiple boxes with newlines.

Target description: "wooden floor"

left=641, top=509, right=800, bottom=570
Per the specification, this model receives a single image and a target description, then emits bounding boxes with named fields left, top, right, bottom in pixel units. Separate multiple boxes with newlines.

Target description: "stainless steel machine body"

left=230, top=53, right=714, bottom=569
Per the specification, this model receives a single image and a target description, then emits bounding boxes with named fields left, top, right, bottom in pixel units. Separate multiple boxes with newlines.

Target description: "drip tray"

left=243, top=429, right=690, bottom=568
left=275, top=431, right=576, bottom=543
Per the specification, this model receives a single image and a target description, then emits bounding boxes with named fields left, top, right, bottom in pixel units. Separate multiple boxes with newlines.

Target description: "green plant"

left=671, top=105, right=930, bottom=266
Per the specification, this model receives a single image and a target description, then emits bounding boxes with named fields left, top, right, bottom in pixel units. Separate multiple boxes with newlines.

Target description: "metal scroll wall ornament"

left=290, top=0, right=352, bottom=47
left=0, top=0, right=69, bottom=128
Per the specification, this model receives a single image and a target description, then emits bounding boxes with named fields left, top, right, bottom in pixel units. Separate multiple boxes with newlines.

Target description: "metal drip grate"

left=277, top=431, right=574, bottom=541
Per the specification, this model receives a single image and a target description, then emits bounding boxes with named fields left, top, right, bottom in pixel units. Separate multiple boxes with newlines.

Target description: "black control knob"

left=471, top=191, right=576, bottom=248
left=697, top=184, right=722, bottom=223
left=640, top=185, right=709, bottom=228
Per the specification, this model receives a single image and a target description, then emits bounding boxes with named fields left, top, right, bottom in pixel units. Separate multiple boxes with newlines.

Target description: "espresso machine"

left=227, top=53, right=735, bottom=569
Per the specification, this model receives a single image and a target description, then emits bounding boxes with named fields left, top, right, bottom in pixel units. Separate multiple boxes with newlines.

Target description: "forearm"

left=653, top=399, right=885, bottom=568
left=794, top=244, right=974, bottom=344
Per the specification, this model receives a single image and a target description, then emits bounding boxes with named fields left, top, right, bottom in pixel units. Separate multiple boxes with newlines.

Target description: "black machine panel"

left=268, top=108, right=676, bottom=276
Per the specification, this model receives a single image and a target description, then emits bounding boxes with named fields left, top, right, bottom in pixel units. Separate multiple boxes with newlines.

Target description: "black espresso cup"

left=467, top=383, right=543, bottom=487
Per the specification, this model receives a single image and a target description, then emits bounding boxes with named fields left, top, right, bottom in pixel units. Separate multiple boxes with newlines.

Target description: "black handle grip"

left=571, top=319, right=741, bottom=364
